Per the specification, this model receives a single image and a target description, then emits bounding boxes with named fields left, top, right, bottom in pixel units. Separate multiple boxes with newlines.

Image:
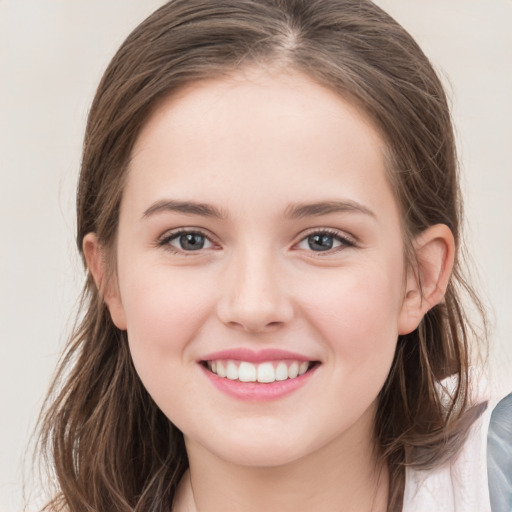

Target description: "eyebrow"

left=283, top=200, right=375, bottom=219
left=142, top=199, right=375, bottom=220
left=142, top=199, right=229, bottom=219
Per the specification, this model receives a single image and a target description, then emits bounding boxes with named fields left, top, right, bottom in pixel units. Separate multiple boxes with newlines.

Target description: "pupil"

left=180, top=233, right=204, bottom=250
left=308, top=234, right=333, bottom=251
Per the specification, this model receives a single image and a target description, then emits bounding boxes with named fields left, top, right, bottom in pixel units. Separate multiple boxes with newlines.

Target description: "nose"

left=216, top=249, right=294, bottom=333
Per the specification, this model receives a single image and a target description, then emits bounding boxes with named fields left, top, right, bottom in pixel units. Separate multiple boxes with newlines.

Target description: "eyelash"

left=157, top=229, right=217, bottom=256
left=297, top=228, right=356, bottom=255
left=157, top=228, right=356, bottom=256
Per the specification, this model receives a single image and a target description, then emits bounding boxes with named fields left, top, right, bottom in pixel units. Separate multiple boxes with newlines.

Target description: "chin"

left=213, top=440, right=308, bottom=468
left=188, top=418, right=326, bottom=469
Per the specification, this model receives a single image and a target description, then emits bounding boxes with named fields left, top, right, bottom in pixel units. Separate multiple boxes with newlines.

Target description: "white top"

left=403, top=391, right=512, bottom=512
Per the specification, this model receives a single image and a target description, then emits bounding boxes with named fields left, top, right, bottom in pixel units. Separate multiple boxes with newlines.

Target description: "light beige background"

left=1, top=1, right=511, bottom=510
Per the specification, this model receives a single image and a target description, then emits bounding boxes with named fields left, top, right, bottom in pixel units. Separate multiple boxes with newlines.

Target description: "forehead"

left=124, top=68, right=398, bottom=222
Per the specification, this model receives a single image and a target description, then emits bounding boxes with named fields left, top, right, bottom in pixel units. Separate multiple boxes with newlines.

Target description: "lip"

left=199, top=348, right=320, bottom=401
left=199, top=348, right=313, bottom=364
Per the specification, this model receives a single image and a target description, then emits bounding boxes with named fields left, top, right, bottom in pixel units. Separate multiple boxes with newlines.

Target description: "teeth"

left=206, top=359, right=312, bottom=383
left=275, top=362, right=288, bottom=381
left=239, top=362, right=257, bottom=382
left=257, top=362, right=275, bottom=383
left=216, top=361, right=227, bottom=378
left=288, top=361, right=299, bottom=379
left=226, top=361, right=238, bottom=380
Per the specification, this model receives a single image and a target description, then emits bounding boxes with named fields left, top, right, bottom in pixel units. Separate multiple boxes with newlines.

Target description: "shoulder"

left=403, top=388, right=512, bottom=512
left=487, top=392, right=512, bottom=512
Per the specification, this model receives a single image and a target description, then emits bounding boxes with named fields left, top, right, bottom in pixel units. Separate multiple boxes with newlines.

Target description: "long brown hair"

left=37, top=1, right=487, bottom=510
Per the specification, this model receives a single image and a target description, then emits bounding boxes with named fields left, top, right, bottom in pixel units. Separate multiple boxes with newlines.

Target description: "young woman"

left=37, top=1, right=511, bottom=511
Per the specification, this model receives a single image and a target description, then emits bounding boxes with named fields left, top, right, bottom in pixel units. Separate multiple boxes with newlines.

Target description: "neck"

left=173, top=408, right=389, bottom=512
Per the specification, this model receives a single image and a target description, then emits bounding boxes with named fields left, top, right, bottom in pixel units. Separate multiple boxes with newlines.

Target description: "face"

left=106, top=68, right=415, bottom=467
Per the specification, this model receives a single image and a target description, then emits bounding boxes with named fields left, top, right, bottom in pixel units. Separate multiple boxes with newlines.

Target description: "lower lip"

left=200, top=364, right=318, bottom=401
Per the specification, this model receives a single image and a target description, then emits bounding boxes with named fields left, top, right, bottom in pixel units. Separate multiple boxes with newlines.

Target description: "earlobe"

left=82, top=233, right=127, bottom=330
left=398, top=224, right=455, bottom=335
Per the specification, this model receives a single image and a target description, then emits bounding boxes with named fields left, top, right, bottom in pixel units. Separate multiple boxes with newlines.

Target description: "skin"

left=85, top=67, right=454, bottom=512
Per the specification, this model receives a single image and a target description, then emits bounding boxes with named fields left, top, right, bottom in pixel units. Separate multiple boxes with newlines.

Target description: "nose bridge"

left=217, top=242, right=293, bottom=332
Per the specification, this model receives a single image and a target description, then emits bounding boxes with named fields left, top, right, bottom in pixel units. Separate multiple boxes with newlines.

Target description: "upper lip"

left=199, top=348, right=316, bottom=364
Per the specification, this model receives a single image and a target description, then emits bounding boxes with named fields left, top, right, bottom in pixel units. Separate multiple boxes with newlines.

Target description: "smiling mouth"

left=202, top=359, right=319, bottom=383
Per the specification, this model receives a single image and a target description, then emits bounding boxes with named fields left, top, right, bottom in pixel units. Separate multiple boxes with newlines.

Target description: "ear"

left=398, top=224, right=455, bottom=335
left=82, top=233, right=127, bottom=330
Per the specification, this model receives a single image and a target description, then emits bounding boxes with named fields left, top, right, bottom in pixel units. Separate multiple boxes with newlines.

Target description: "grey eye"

left=307, top=234, right=336, bottom=251
left=296, top=231, right=353, bottom=253
left=170, top=232, right=213, bottom=251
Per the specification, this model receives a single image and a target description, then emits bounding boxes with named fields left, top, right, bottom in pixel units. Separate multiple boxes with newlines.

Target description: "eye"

left=296, top=230, right=355, bottom=253
left=159, top=229, right=214, bottom=253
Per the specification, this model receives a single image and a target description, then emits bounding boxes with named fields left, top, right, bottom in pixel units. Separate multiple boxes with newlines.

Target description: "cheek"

left=118, top=267, right=220, bottom=425
left=302, top=268, right=403, bottom=416
left=117, top=265, right=215, bottom=371
left=301, top=264, right=403, bottom=365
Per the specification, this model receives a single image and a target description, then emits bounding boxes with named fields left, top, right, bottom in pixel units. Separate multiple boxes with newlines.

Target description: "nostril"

left=221, top=318, right=285, bottom=334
